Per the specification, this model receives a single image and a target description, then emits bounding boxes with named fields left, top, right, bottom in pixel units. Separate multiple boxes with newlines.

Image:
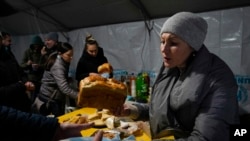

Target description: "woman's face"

left=60, top=50, right=73, bottom=63
left=86, top=44, right=98, bottom=57
left=160, top=33, right=193, bottom=68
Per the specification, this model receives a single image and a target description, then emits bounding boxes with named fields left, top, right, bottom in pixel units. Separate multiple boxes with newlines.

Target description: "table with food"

left=58, top=107, right=152, bottom=140
left=58, top=63, right=174, bottom=140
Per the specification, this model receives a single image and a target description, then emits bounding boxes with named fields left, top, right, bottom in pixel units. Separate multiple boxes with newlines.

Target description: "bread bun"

left=77, top=75, right=127, bottom=109
left=98, top=63, right=113, bottom=74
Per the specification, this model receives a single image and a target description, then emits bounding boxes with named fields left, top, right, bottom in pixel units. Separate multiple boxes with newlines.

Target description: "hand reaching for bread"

left=62, top=109, right=142, bottom=138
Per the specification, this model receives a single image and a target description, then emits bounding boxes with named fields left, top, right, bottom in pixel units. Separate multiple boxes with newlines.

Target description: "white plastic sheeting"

left=10, top=6, right=250, bottom=115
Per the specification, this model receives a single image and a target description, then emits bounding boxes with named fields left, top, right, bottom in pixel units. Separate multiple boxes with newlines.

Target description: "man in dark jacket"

left=0, top=32, right=35, bottom=112
left=20, top=35, right=45, bottom=101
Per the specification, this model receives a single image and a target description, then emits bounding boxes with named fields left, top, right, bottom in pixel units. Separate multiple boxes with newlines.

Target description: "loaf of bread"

left=98, top=63, right=113, bottom=78
left=77, top=75, right=127, bottom=109
left=98, top=63, right=113, bottom=74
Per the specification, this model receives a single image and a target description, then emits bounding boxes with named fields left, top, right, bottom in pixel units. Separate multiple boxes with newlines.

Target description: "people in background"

left=75, top=34, right=108, bottom=86
left=32, top=42, right=78, bottom=117
left=20, top=35, right=45, bottom=102
left=0, top=105, right=102, bottom=141
left=112, top=12, right=239, bottom=141
left=0, top=32, right=35, bottom=112
left=41, top=32, right=59, bottom=62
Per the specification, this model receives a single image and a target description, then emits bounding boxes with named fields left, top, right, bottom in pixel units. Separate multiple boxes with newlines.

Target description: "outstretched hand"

left=53, top=122, right=94, bottom=141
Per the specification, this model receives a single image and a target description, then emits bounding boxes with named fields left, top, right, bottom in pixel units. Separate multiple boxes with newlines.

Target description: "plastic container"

left=130, top=73, right=136, bottom=97
left=136, top=72, right=148, bottom=103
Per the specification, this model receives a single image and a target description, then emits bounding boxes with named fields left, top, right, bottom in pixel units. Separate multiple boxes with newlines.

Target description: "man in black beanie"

left=20, top=35, right=45, bottom=102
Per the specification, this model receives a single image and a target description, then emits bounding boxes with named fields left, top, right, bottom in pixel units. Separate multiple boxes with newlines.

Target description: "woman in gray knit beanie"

left=112, top=12, right=239, bottom=141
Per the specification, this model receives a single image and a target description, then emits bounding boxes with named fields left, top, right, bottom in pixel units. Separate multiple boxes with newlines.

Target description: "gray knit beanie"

left=45, top=32, right=58, bottom=41
left=160, top=12, right=208, bottom=51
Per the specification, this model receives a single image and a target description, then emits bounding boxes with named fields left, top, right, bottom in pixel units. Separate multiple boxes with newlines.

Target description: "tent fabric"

left=1, top=1, right=250, bottom=115
left=1, top=0, right=250, bottom=35
left=9, top=7, right=250, bottom=115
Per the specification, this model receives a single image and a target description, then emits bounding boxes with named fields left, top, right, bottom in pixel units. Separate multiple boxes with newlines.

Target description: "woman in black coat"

left=75, top=34, right=108, bottom=86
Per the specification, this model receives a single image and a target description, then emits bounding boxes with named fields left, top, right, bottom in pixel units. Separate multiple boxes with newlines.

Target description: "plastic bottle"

left=142, top=72, right=150, bottom=96
left=136, top=73, right=141, bottom=100
left=135, top=73, right=147, bottom=103
left=130, top=73, right=136, bottom=98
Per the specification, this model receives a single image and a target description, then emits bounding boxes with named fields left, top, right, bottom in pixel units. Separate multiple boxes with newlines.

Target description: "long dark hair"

left=45, top=42, right=73, bottom=71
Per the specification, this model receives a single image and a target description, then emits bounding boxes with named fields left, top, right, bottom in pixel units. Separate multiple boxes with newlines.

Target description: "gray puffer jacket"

left=39, top=55, right=77, bottom=99
left=129, top=46, right=239, bottom=141
left=33, top=55, right=77, bottom=116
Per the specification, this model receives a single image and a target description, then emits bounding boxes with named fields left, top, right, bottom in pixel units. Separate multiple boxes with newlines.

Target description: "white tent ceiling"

left=1, top=0, right=250, bottom=35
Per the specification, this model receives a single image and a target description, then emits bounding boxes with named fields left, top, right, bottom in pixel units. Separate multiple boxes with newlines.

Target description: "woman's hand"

left=110, top=103, right=131, bottom=117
